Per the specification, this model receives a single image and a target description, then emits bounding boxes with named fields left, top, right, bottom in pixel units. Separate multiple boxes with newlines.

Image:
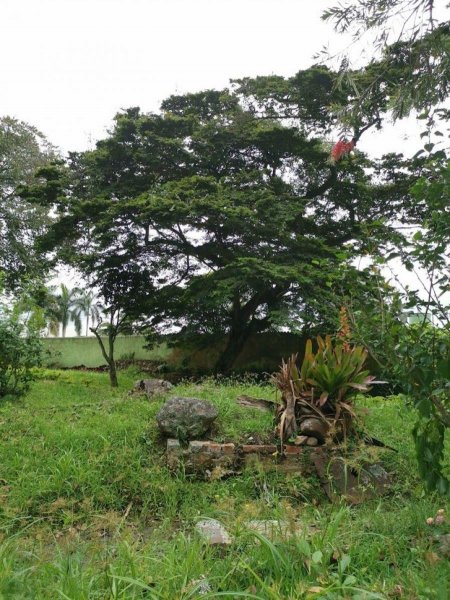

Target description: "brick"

left=284, top=445, right=304, bottom=455
left=189, top=441, right=211, bottom=453
left=166, top=440, right=238, bottom=477
left=166, top=438, right=184, bottom=470
left=188, top=441, right=235, bottom=454
left=167, top=438, right=182, bottom=451
left=242, top=444, right=277, bottom=454
left=167, top=440, right=318, bottom=478
left=220, top=443, right=236, bottom=455
left=205, top=442, right=235, bottom=455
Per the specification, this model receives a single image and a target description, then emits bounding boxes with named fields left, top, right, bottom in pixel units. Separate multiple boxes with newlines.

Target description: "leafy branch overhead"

left=324, top=0, right=450, bottom=496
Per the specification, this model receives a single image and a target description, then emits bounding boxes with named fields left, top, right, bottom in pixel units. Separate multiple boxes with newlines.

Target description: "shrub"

left=273, top=334, right=378, bottom=443
left=0, top=318, right=42, bottom=399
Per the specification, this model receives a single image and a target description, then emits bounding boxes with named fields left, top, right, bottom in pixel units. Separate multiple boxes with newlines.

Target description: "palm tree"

left=46, top=284, right=82, bottom=337
left=73, top=290, right=102, bottom=336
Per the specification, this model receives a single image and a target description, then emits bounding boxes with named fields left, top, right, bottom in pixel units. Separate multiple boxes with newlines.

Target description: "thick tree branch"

left=303, top=166, right=337, bottom=200
left=431, top=395, right=450, bottom=428
left=90, top=324, right=111, bottom=365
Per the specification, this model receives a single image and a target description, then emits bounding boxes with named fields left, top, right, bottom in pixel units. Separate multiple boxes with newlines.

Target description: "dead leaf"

left=425, top=551, right=441, bottom=564
left=388, top=584, right=404, bottom=598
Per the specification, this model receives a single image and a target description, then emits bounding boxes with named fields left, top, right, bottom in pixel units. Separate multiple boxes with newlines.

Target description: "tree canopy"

left=29, top=68, right=420, bottom=372
left=0, top=117, right=56, bottom=289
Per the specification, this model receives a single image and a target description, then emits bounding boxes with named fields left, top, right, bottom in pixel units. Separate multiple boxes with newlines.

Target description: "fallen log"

left=236, top=395, right=277, bottom=413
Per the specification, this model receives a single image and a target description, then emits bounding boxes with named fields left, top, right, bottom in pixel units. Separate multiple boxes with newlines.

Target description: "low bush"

left=0, top=318, right=42, bottom=399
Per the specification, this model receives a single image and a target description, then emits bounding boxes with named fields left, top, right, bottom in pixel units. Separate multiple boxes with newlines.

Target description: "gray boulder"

left=131, top=379, right=172, bottom=399
left=156, top=396, right=218, bottom=439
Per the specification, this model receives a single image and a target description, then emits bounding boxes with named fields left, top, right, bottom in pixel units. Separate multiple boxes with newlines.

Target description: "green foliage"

left=72, top=289, right=102, bottom=336
left=323, top=0, right=450, bottom=496
left=395, top=325, right=450, bottom=496
left=375, top=152, right=449, bottom=496
left=0, top=116, right=56, bottom=288
left=349, top=301, right=450, bottom=496
left=28, top=79, right=417, bottom=373
left=44, top=283, right=83, bottom=337
left=300, top=335, right=374, bottom=405
left=322, top=1, right=449, bottom=125
left=0, top=317, right=42, bottom=399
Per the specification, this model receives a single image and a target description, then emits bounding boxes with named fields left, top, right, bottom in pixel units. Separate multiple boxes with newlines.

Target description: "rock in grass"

left=195, top=518, right=232, bottom=545
left=306, top=437, right=319, bottom=447
left=131, top=379, right=172, bottom=399
left=294, top=435, right=308, bottom=446
left=437, top=534, right=450, bottom=558
left=156, top=396, right=218, bottom=439
left=246, top=520, right=290, bottom=539
left=299, top=418, right=328, bottom=444
left=189, top=577, right=212, bottom=595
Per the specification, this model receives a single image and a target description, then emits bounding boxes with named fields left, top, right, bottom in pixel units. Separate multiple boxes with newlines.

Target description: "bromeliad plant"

left=304, top=335, right=374, bottom=406
left=273, top=334, right=377, bottom=445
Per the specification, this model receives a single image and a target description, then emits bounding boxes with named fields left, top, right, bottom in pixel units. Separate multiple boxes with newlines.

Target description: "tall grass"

left=0, top=369, right=448, bottom=598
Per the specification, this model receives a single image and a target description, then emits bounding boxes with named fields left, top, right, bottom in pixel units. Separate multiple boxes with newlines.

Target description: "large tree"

left=29, top=72, right=417, bottom=373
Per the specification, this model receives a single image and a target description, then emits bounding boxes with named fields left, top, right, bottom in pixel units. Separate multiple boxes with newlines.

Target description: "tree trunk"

left=214, top=287, right=281, bottom=374
left=108, top=330, right=118, bottom=387
left=214, top=325, right=250, bottom=374
left=108, top=357, right=118, bottom=387
left=90, top=326, right=119, bottom=388
left=86, top=313, right=89, bottom=337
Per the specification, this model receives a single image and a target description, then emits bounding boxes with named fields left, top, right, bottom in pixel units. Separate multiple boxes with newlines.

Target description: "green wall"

left=42, top=332, right=312, bottom=372
left=42, top=336, right=169, bottom=368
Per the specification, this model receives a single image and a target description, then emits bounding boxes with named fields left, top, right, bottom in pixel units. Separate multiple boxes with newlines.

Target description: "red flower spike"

left=330, top=138, right=355, bottom=163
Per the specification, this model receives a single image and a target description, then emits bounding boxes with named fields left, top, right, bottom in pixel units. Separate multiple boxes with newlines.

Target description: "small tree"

left=87, top=265, right=155, bottom=387
left=89, top=309, right=123, bottom=388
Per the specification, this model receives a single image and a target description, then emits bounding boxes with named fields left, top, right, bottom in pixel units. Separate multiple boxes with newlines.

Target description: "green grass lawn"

left=0, top=369, right=449, bottom=599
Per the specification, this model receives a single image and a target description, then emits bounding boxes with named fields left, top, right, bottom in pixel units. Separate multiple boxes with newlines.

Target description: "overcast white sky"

left=2, top=0, right=446, bottom=334
left=1, top=0, right=431, bottom=157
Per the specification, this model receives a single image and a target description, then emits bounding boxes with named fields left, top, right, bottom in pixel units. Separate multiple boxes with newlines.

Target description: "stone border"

left=166, top=439, right=393, bottom=504
left=166, top=439, right=317, bottom=476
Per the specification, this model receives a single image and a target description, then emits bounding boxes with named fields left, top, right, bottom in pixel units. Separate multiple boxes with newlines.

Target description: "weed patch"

left=0, top=370, right=448, bottom=598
